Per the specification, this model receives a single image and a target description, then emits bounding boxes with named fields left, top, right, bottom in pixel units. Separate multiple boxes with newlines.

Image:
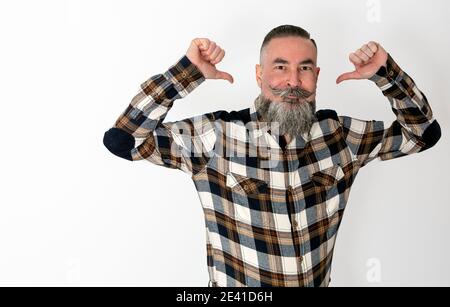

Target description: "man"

left=103, top=25, right=441, bottom=287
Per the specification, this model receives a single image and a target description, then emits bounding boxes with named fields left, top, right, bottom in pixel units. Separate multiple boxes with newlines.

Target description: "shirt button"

left=298, top=256, right=303, bottom=263
left=292, top=220, right=298, bottom=228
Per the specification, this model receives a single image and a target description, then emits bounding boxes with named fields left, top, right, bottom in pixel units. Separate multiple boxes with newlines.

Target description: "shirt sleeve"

left=103, top=55, right=217, bottom=176
left=338, top=53, right=441, bottom=167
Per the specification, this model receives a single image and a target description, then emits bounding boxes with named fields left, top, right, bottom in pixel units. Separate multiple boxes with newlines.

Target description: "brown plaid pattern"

left=103, top=54, right=440, bottom=287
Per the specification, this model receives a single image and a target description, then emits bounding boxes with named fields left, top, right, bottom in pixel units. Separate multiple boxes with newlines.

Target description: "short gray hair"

left=260, top=25, right=317, bottom=63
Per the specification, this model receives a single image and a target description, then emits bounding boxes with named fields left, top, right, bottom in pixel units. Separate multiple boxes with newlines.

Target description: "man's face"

left=256, top=36, right=320, bottom=107
left=255, top=36, right=320, bottom=138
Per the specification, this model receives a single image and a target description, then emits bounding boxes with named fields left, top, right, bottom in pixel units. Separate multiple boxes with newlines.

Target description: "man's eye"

left=300, top=66, right=312, bottom=71
left=275, top=66, right=286, bottom=70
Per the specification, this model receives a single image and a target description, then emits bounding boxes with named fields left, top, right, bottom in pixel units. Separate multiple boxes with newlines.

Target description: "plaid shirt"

left=103, top=54, right=441, bottom=287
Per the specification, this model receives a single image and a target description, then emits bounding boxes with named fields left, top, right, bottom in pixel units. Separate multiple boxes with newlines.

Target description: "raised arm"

left=103, top=38, right=233, bottom=175
left=336, top=41, right=441, bottom=167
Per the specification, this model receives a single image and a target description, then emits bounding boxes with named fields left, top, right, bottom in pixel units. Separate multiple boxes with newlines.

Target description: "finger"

left=215, top=70, right=234, bottom=84
left=195, top=38, right=210, bottom=51
left=367, top=41, right=378, bottom=54
left=349, top=53, right=363, bottom=65
left=355, top=49, right=370, bottom=62
left=336, top=71, right=361, bottom=84
left=211, top=49, right=225, bottom=65
left=361, top=45, right=374, bottom=57
left=204, top=41, right=216, bottom=56
left=208, top=46, right=222, bottom=62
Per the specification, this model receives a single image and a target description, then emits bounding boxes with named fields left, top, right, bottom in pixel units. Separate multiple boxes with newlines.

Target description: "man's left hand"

left=336, top=41, right=388, bottom=84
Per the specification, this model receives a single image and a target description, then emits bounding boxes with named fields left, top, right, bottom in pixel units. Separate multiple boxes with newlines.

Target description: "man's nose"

left=286, top=71, right=301, bottom=88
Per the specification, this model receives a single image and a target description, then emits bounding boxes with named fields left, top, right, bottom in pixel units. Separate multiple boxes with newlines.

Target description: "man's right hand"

left=186, top=38, right=234, bottom=84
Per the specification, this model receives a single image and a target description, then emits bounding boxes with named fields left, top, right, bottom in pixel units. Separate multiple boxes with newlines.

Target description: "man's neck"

left=283, top=134, right=292, bottom=145
left=279, top=134, right=291, bottom=151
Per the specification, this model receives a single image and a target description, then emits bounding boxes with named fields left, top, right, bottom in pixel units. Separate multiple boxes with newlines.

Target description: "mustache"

left=269, top=86, right=314, bottom=99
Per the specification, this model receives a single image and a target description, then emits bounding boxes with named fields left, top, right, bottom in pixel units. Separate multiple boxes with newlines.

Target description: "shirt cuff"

left=140, top=55, right=206, bottom=101
left=368, top=53, right=403, bottom=95
left=165, top=55, right=206, bottom=92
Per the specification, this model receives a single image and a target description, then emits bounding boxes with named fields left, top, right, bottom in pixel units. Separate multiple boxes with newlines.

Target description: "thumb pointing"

left=336, top=71, right=360, bottom=84
left=216, top=70, right=234, bottom=84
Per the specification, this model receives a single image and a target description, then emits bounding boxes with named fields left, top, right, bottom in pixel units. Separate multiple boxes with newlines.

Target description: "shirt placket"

left=282, top=145, right=307, bottom=285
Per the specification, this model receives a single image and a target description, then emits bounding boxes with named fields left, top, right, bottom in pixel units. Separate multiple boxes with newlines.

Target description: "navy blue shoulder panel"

left=419, top=120, right=441, bottom=152
left=103, top=127, right=135, bottom=161
left=213, top=108, right=338, bottom=123
left=315, top=109, right=338, bottom=121
left=212, top=108, right=252, bottom=124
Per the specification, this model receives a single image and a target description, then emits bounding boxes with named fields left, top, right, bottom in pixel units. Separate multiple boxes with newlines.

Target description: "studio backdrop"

left=0, top=0, right=449, bottom=286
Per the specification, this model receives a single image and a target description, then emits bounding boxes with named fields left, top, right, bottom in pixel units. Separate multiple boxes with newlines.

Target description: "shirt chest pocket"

left=310, top=164, right=344, bottom=187
left=309, top=164, right=345, bottom=218
left=225, top=172, right=271, bottom=228
left=226, top=172, right=267, bottom=195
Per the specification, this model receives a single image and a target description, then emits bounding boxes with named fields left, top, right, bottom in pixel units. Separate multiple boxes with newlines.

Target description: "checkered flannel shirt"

left=103, top=54, right=441, bottom=287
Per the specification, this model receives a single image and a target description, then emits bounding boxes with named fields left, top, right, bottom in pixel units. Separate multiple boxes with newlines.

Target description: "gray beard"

left=255, top=93, right=317, bottom=140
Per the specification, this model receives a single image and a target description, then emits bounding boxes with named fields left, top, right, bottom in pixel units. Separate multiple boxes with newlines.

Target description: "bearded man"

left=103, top=25, right=441, bottom=287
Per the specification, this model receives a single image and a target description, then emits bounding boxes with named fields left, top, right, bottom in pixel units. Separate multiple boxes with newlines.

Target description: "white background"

left=0, top=0, right=449, bottom=286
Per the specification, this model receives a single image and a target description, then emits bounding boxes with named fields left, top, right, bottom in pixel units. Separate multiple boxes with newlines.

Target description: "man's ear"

left=315, top=66, right=320, bottom=80
left=255, top=64, right=262, bottom=88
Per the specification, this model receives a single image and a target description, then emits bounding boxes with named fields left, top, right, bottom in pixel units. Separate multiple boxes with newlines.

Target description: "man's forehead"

left=263, top=37, right=316, bottom=64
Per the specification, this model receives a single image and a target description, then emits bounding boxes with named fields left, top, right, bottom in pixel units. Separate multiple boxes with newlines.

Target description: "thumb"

left=336, top=71, right=360, bottom=84
left=215, top=70, right=234, bottom=84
